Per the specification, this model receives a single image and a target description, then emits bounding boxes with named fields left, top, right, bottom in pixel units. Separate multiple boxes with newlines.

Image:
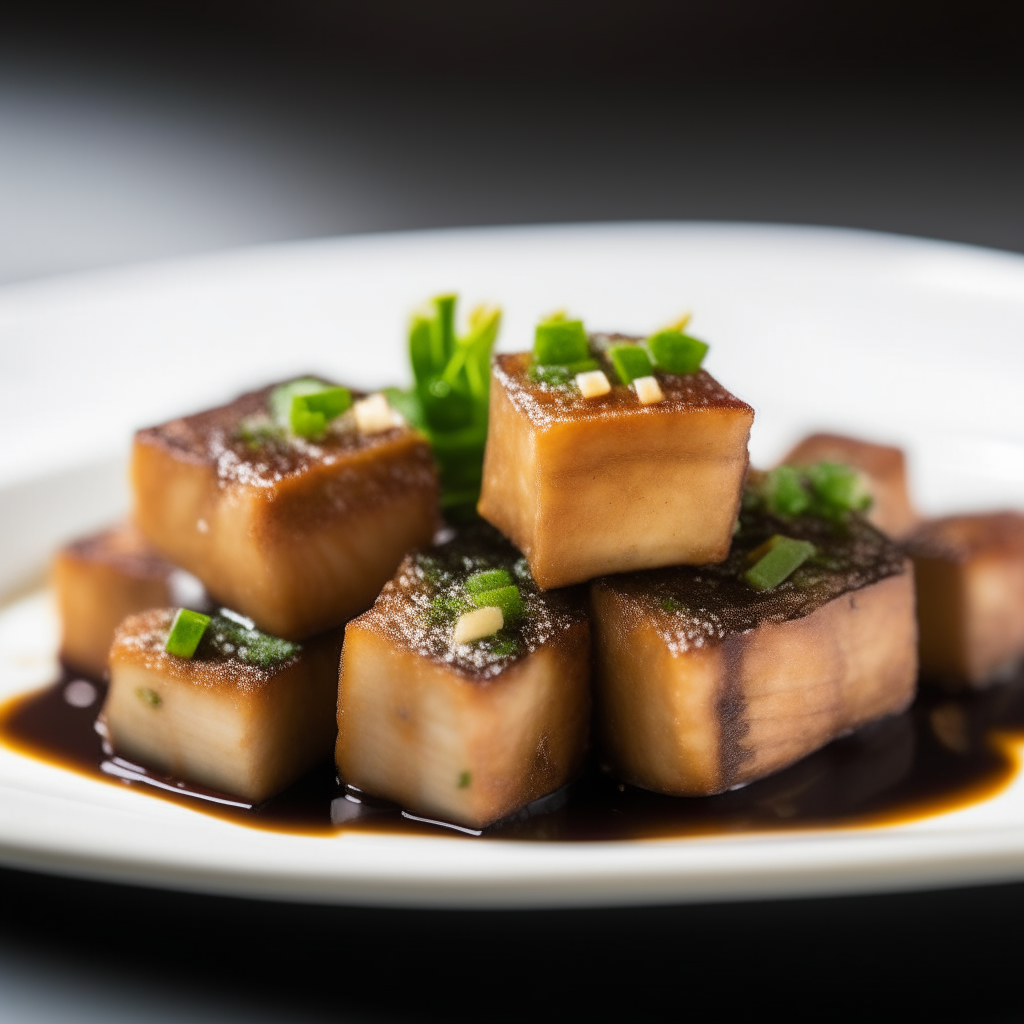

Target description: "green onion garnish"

left=534, top=317, right=589, bottom=365
left=647, top=329, right=708, bottom=375
left=465, top=569, right=513, bottom=594
left=806, top=462, right=872, bottom=516
left=764, top=465, right=811, bottom=517
left=165, top=608, right=211, bottom=658
left=609, top=344, right=653, bottom=385
left=391, top=296, right=502, bottom=509
left=469, top=585, right=524, bottom=624
left=744, top=536, right=816, bottom=591
left=269, top=378, right=352, bottom=439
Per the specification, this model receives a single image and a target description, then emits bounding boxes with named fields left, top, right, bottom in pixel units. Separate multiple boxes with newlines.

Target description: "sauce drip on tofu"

left=4, top=662, right=1024, bottom=840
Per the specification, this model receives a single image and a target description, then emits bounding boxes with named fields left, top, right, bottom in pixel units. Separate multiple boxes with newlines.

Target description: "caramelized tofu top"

left=64, top=523, right=174, bottom=579
left=112, top=608, right=302, bottom=691
left=493, top=337, right=751, bottom=429
left=597, top=505, right=909, bottom=652
left=355, top=524, right=588, bottom=680
left=905, top=512, right=1024, bottom=561
left=136, top=382, right=429, bottom=492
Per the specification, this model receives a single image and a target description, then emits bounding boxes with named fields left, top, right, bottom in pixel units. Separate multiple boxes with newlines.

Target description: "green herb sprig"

left=386, top=295, right=502, bottom=510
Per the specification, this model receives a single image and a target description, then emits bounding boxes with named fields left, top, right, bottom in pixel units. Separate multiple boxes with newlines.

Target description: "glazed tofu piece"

left=337, top=525, right=590, bottom=829
left=780, top=432, right=919, bottom=538
left=53, top=523, right=207, bottom=679
left=132, top=381, right=440, bottom=639
left=105, top=609, right=341, bottom=802
left=906, top=512, right=1024, bottom=688
left=478, top=336, right=753, bottom=589
left=592, top=501, right=917, bottom=796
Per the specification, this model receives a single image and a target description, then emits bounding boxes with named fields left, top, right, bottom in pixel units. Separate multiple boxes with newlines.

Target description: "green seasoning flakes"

left=202, top=612, right=301, bottom=669
left=744, top=535, right=817, bottom=591
left=390, top=295, right=502, bottom=509
left=527, top=359, right=599, bottom=387
left=458, top=770, right=472, bottom=789
left=751, top=462, right=872, bottom=522
left=646, top=329, right=708, bottom=375
left=164, top=609, right=211, bottom=658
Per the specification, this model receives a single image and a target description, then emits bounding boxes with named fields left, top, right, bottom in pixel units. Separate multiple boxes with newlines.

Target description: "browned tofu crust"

left=479, top=344, right=754, bottom=588
left=593, top=508, right=917, bottom=795
left=906, top=512, right=1024, bottom=688
left=132, top=382, right=440, bottom=638
left=106, top=608, right=340, bottom=802
left=336, top=526, right=591, bottom=827
left=53, top=523, right=177, bottom=679
left=781, top=432, right=919, bottom=538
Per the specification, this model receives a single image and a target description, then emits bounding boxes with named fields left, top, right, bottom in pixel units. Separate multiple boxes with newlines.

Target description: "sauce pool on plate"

left=2, top=666, right=1023, bottom=841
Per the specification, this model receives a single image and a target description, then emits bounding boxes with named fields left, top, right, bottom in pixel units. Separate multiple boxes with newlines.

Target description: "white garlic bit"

left=575, top=369, right=611, bottom=399
left=354, top=393, right=402, bottom=434
left=633, top=375, right=665, bottom=405
left=452, top=606, right=503, bottom=646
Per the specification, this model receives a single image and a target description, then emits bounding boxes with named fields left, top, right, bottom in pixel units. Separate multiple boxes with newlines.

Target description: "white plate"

left=1, top=222, right=1024, bottom=908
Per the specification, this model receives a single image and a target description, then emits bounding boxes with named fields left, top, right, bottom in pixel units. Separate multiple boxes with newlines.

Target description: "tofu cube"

left=53, top=523, right=206, bottom=679
left=478, top=344, right=753, bottom=589
left=131, top=382, right=440, bottom=639
left=780, top=432, right=918, bottom=539
left=592, top=507, right=917, bottom=795
left=105, top=609, right=341, bottom=802
left=907, top=512, right=1024, bottom=688
left=336, top=526, right=591, bottom=829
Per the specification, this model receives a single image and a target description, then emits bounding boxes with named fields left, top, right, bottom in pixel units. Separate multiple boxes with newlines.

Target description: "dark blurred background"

left=3, top=3, right=1024, bottom=1021
left=1, top=1, right=1023, bottom=282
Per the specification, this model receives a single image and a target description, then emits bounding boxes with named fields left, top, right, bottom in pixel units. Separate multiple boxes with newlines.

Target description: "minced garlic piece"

left=452, top=606, right=503, bottom=646
left=633, top=376, right=665, bottom=405
left=575, top=369, right=612, bottom=399
left=354, top=393, right=401, bottom=434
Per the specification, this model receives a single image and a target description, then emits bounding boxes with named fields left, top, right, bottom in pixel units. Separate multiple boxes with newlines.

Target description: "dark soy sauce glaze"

left=3, top=666, right=1024, bottom=841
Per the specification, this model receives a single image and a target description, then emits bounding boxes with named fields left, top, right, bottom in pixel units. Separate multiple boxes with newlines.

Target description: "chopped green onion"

left=465, top=569, right=513, bottom=594
left=300, top=386, right=351, bottom=420
left=534, top=318, right=589, bottom=365
left=647, top=330, right=708, bottom=375
left=806, top=462, right=872, bottom=515
left=458, top=770, right=472, bottom=789
left=269, top=379, right=352, bottom=439
left=764, top=465, right=811, bottom=517
left=744, top=536, right=816, bottom=591
left=609, top=344, right=654, bottom=385
left=165, top=608, right=211, bottom=658
left=469, top=585, right=524, bottom=624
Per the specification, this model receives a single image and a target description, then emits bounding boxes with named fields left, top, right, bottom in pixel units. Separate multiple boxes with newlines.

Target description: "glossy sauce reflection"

left=2, top=668, right=1023, bottom=841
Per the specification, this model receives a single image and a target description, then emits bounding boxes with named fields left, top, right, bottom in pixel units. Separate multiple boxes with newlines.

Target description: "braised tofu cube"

left=592, top=502, right=917, bottom=796
left=53, top=523, right=207, bottom=679
left=478, top=339, right=753, bottom=589
left=780, top=432, right=919, bottom=538
left=336, top=525, right=590, bottom=829
left=906, top=512, right=1024, bottom=688
left=104, top=609, right=341, bottom=802
left=132, top=381, right=440, bottom=639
